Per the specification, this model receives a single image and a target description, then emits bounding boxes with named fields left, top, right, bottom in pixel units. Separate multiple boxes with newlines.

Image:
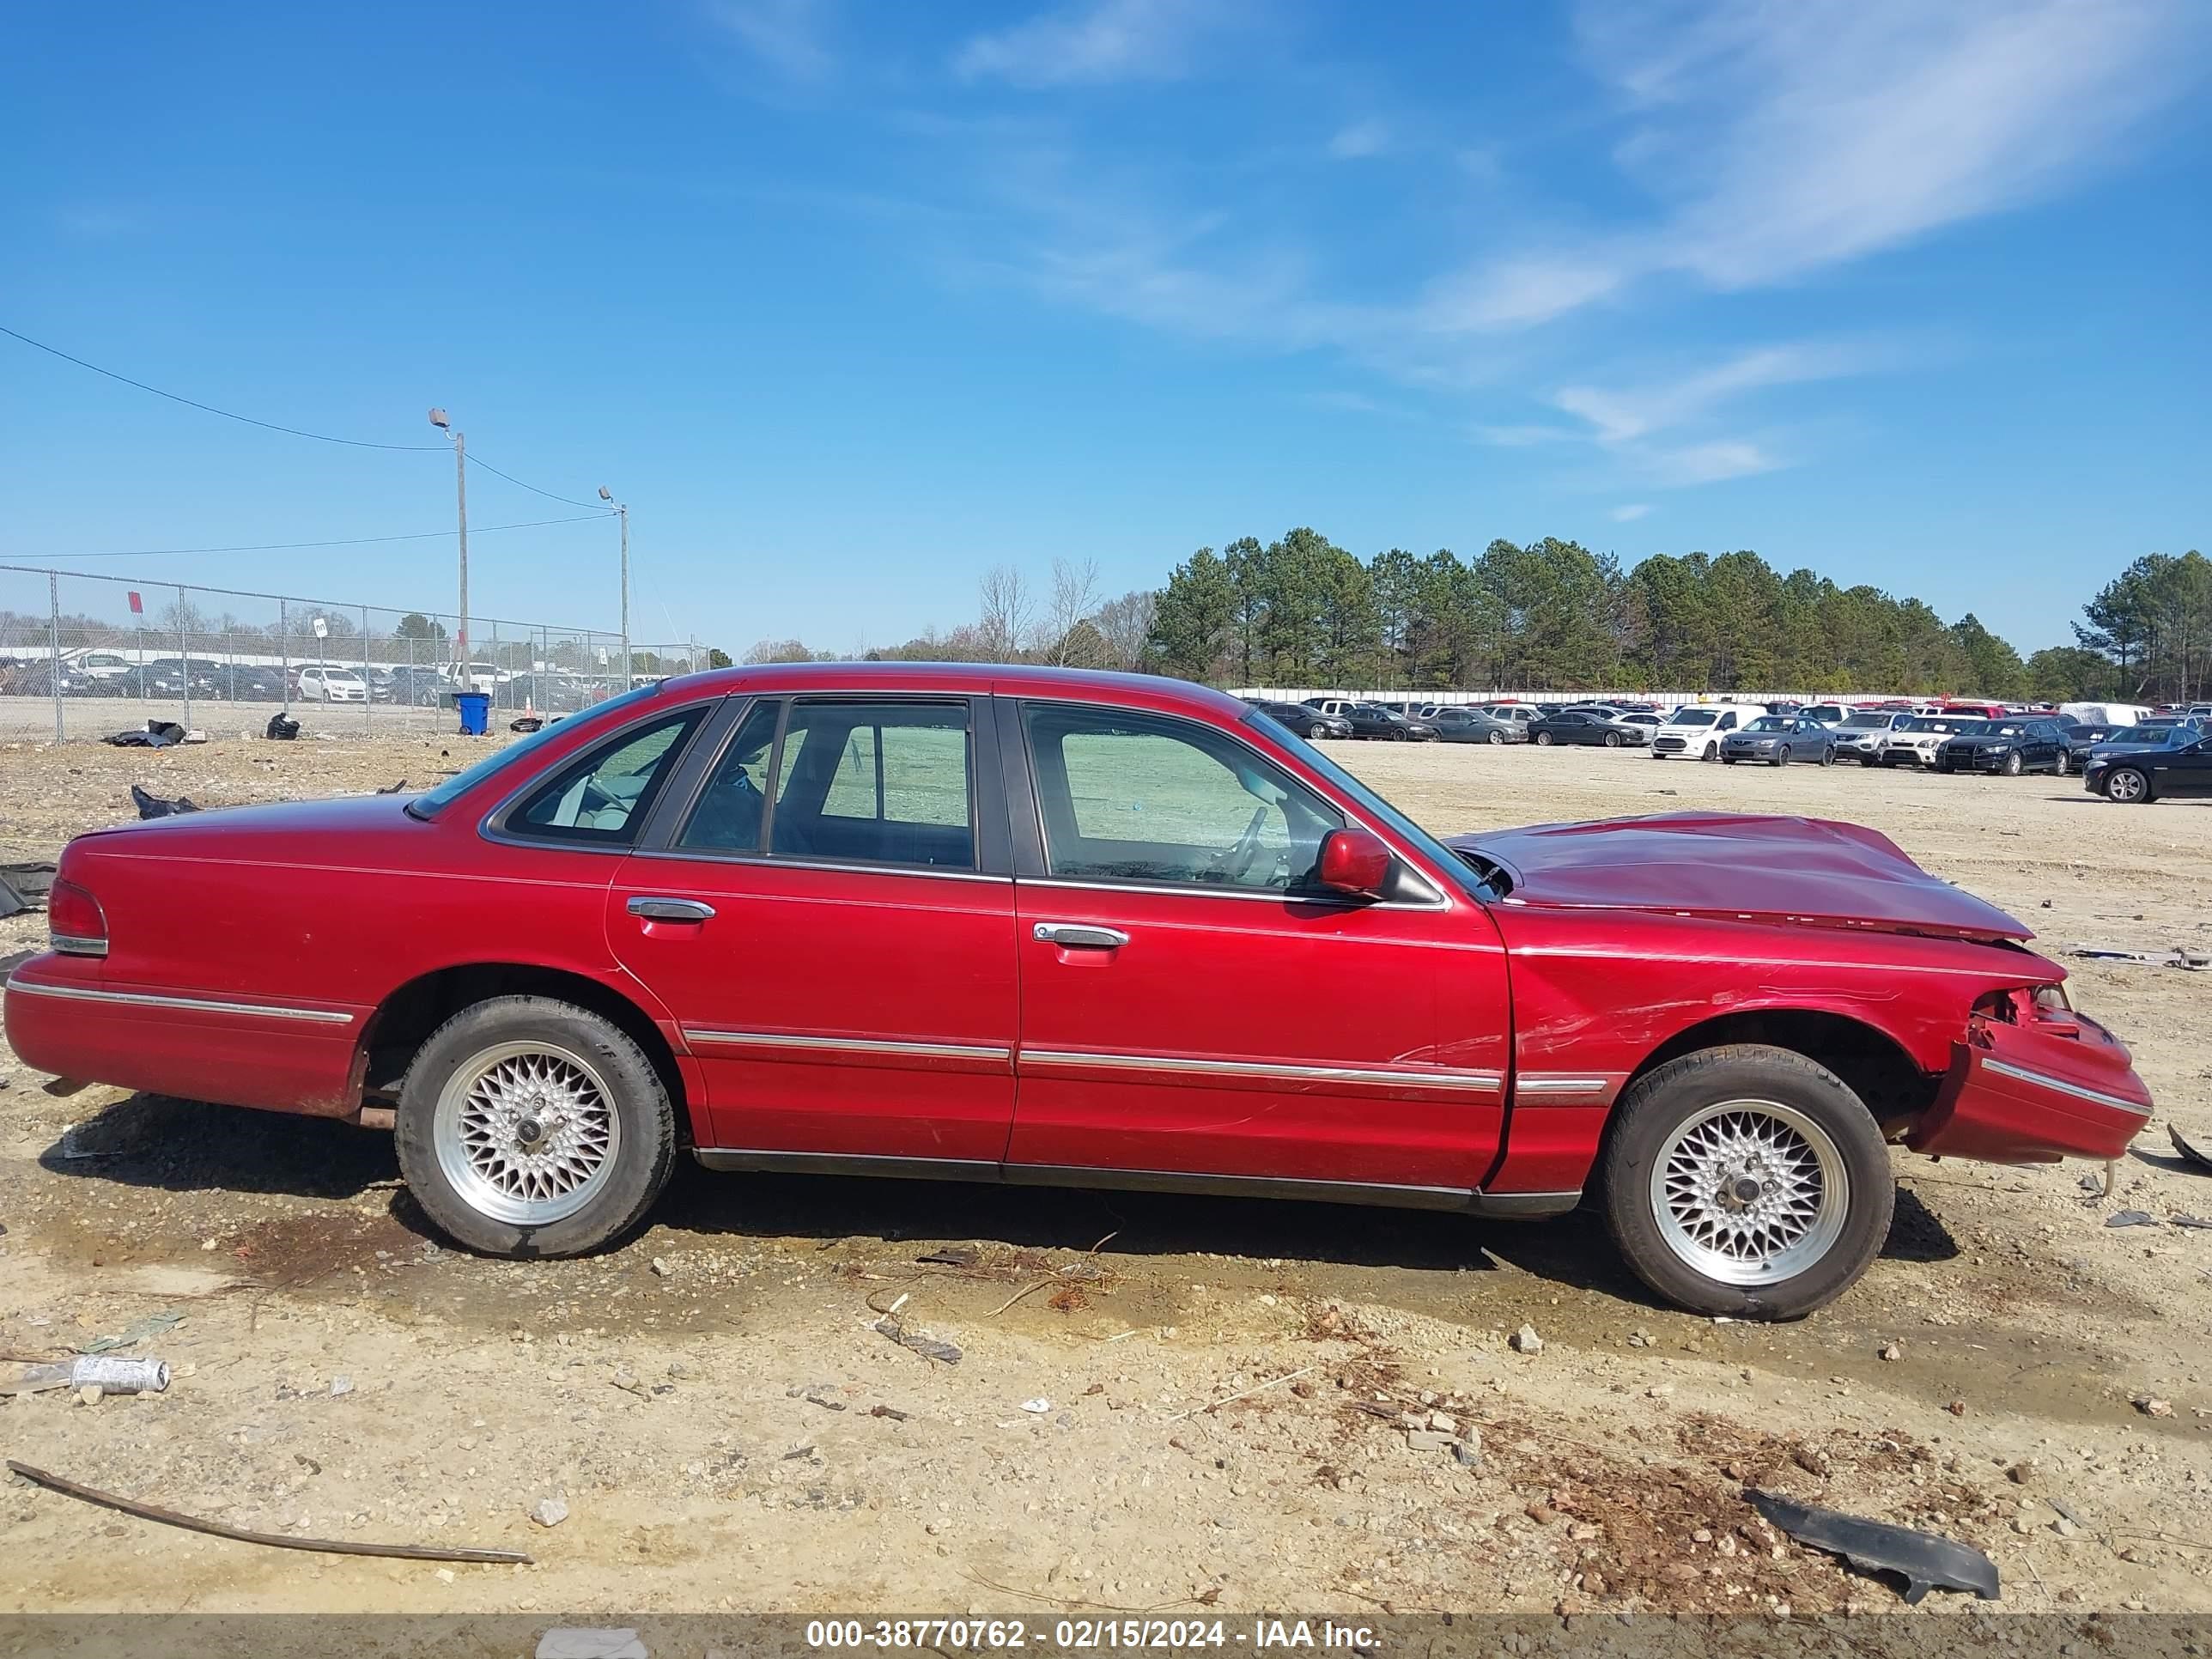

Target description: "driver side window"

left=1021, top=704, right=1344, bottom=892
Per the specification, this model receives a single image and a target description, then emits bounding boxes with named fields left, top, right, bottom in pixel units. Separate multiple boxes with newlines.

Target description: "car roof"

left=650, top=660, right=1252, bottom=721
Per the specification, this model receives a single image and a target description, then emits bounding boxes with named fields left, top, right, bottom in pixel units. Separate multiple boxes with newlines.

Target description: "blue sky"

left=3, top=0, right=2207, bottom=654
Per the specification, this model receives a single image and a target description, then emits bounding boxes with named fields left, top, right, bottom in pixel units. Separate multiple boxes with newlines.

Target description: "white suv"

left=1879, top=714, right=1982, bottom=768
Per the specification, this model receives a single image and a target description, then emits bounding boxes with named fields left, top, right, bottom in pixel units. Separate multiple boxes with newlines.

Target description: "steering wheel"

left=1204, top=805, right=1270, bottom=885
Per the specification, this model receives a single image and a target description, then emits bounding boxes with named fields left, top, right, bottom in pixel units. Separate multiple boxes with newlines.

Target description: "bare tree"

left=743, top=637, right=817, bottom=665
left=1092, top=587, right=1158, bottom=671
left=1041, top=556, right=1103, bottom=664
left=977, top=565, right=1032, bottom=662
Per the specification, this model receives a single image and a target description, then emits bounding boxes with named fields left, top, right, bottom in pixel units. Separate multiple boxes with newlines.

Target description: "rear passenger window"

left=677, top=700, right=781, bottom=853
left=767, top=702, right=975, bottom=869
left=506, top=707, right=706, bottom=846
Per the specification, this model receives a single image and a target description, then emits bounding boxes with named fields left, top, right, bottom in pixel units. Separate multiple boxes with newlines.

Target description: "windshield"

left=407, top=684, right=663, bottom=818
left=1905, top=716, right=1977, bottom=732
left=2109, top=726, right=2184, bottom=746
left=1243, top=711, right=1486, bottom=900
left=1838, top=712, right=1891, bottom=728
left=1744, top=717, right=1791, bottom=732
left=1668, top=708, right=1718, bottom=726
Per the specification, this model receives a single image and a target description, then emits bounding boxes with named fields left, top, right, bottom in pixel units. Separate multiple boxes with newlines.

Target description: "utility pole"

left=599, top=485, right=629, bottom=690
left=430, top=409, right=468, bottom=675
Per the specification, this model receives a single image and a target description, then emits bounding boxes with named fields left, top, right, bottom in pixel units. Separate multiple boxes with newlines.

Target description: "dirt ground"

left=3, top=729, right=2212, bottom=1621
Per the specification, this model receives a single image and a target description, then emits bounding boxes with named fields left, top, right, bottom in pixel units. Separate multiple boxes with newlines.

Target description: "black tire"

left=2002, top=750, right=2023, bottom=777
left=1857, top=754, right=1878, bottom=767
left=2054, top=751, right=2070, bottom=776
left=1701, top=741, right=1718, bottom=762
left=2105, top=766, right=2154, bottom=805
left=395, top=994, right=678, bottom=1257
left=1818, top=746, right=1835, bottom=767
left=1722, top=756, right=1737, bottom=765
left=1604, top=732, right=1621, bottom=748
left=1534, top=731, right=1553, bottom=746
left=1487, top=730, right=1505, bottom=745
left=1772, top=746, right=1790, bottom=766
left=1601, top=1043, right=1893, bottom=1319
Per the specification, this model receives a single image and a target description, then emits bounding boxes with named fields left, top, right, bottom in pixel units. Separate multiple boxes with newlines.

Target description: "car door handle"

left=629, top=896, right=716, bottom=923
left=1032, top=921, right=1130, bottom=950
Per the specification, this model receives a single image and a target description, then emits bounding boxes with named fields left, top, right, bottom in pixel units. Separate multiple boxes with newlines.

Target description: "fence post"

left=48, top=570, right=62, bottom=743
left=280, top=599, right=290, bottom=714
left=362, top=605, right=371, bottom=732
left=178, top=584, right=191, bottom=732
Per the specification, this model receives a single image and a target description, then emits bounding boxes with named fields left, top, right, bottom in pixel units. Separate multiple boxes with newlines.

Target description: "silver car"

left=1427, top=706, right=1528, bottom=744
left=1830, top=708, right=1913, bottom=766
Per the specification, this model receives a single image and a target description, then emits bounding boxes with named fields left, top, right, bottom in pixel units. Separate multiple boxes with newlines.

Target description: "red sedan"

left=4, top=665, right=2153, bottom=1317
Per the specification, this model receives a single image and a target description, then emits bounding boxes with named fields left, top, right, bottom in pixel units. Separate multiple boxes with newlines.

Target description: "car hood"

left=1450, top=811, right=2033, bottom=942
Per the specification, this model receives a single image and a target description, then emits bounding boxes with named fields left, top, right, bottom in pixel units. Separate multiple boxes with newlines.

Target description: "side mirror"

left=1316, top=828, right=1392, bottom=898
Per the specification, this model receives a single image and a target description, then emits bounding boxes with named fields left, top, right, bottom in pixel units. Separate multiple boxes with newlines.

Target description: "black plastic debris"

left=510, top=716, right=544, bottom=734
left=3, top=864, right=55, bottom=904
left=2172, top=1125, right=2212, bottom=1174
left=2173, top=1215, right=2212, bottom=1231
left=130, top=784, right=200, bottom=821
left=105, top=720, right=185, bottom=749
left=265, top=713, right=300, bottom=741
left=2106, top=1209, right=2160, bottom=1228
left=0, top=882, right=25, bottom=921
left=1749, top=1488, right=1999, bottom=1605
left=374, top=780, right=410, bottom=795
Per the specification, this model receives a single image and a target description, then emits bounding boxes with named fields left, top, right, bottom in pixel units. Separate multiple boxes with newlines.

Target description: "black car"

left=1249, top=698, right=1352, bottom=740
left=1935, top=718, right=2065, bottom=776
left=2084, top=726, right=2212, bottom=804
left=214, top=663, right=289, bottom=702
left=1719, top=715, right=1836, bottom=766
left=1341, top=702, right=1437, bottom=740
left=1528, top=709, right=1650, bottom=748
left=2058, top=723, right=2121, bottom=773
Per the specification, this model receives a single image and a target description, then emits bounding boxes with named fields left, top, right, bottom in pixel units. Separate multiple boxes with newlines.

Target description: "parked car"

left=3, top=665, right=2152, bottom=1320
left=217, top=664, right=290, bottom=702
left=1249, top=699, right=1351, bottom=740
left=1877, top=714, right=1985, bottom=769
left=1341, top=702, right=1437, bottom=740
left=296, top=665, right=369, bottom=703
left=1831, top=708, right=1916, bottom=766
left=1428, top=707, right=1526, bottom=744
left=2058, top=723, right=2121, bottom=773
left=1936, top=719, right=2067, bottom=776
left=2082, top=726, right=2212, bottom=803
left=1528, top=710, right=1649, bottom=748
left=1719, top=715, right=1837, bottom=766
left=1650, top=704, right=1749, bottom=761
left=1938, top=702, right=2011, bottom=721
left=1799, top=704, right=1849, bottom=726
left=1481, top=702, right=1542, bottom=727
left=1613, top=711, right=1662, bottom=732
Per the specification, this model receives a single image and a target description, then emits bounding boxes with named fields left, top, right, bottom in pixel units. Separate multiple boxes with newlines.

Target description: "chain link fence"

left=0, top=564, right=707, bottom=742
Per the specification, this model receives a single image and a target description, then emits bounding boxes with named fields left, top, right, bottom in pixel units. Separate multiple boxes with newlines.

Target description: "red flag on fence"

left=126, top=591, right=143, bottom=615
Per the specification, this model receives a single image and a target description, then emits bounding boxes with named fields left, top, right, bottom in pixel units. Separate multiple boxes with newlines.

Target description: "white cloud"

left=1328, top=119, right=1391, bottom=160
left=953, top=0, right=1247, bottom=88
left=1553, top=341, right=1887, bottom=443
left=1648, top=439, right=1781, bottom=485
left=707, top=0, right=835, bottom=82
left=1446, top=0, right=2204, bottom=328
left=1610, top=503, right=1653, bottom=521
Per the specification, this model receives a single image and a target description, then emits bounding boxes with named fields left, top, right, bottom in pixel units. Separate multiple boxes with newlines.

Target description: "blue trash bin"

left=455, top=690, right=490, bottom=736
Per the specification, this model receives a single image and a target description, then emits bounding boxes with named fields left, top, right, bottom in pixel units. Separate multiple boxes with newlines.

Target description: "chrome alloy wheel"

left=1649, top=1100, right=1849, bottom=1284
left=2106, top=768, right=2146, bottom=802
left=434, top=1040, right=623, bottom=1224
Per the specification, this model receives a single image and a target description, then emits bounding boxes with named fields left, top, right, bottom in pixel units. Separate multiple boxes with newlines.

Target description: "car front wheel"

left=2002, top=751, right=2023, bottom=777
left=396, top=994, right=677, bottom=1257
left=2105, top=766, right=2151, bottom=804
left=1487, top=730, right=1505, bottom=744
left=1601, top=1043, right=1893, bottom=1319
left=1604, top=731, right=1621, bottom=747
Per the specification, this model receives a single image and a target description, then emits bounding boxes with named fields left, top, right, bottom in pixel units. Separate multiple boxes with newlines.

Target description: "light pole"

left=599, top=484, right=629, bottom=691
left=429, top=408, right=467, bottom=677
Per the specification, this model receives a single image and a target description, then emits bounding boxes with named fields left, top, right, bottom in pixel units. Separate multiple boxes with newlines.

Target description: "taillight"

left=48, top=878, right=107, bottom=957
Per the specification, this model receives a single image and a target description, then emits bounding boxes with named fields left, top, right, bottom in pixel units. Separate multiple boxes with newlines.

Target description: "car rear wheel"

left=2105, top=766, right=2151, bottom=804
left=2002, top=751, right=2023, bottom=777
left=1701, top=741, right=1718, bottom=762
left=2055, top=751, right=2070, bottom=775
left=1534, top=731, right=1553, bottom=746
left=396, top=995, right=677, bottom=1257
left=1601, top=1044, right=1893, bottom=1319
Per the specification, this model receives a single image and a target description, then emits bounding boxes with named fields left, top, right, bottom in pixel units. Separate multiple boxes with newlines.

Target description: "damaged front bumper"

left=1908, top=1012, right=2152, bottom=1164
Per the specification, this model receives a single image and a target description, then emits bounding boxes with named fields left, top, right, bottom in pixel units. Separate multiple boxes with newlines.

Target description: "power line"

left=464, top=452, right=607, bottom=511
left=0, top=323, right=446, bottom=451
left=24, top=514, right=613, bottom=559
